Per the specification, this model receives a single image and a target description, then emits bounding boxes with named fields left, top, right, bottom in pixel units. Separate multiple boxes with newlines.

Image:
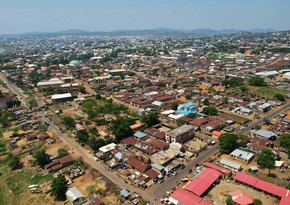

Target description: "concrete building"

left=166, top=125, right=195, bottom=143
left=177, top=102, right=198, bottom=116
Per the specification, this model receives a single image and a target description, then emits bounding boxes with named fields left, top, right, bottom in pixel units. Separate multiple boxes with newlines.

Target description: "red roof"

left=144, top=168, right=159, bottom=179
left=234, top=172, right=290, bottom=198
left=203, top=162, right=231, bottom=175
left=230, top=190, right=253, bottom=205
left=170, top=188, right=213, bottom=205
left=184, top=168, right=221, bottom=196
left=280, top=196, right=290, bottom=205
left=126, top=156, right=150, bottom=173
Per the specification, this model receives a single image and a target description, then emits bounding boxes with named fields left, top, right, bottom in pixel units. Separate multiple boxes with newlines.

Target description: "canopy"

left=230, top=190, right=253, bottom=205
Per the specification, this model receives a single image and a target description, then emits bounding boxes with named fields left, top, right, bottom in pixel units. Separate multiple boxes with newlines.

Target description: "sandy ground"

left=207, top=180, right=280, bottom=205
left=185, top=138, right=207, bottom=151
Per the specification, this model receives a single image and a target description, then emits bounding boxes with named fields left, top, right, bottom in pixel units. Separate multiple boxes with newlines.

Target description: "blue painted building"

left=177, top=102, right=198, bottom=116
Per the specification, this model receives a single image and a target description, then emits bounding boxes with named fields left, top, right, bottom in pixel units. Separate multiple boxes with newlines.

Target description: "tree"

left=218, top=133, right=239, bottom=154
left=253, top=199, right=263, bottom=205
left=239, top=85, right=248, bottom=92
left=202, top=98, right=210, bottom=106
left=79, top=85, right=86, bottom=94
left=51, top=175, right=68, bottom=201
left=8, top=155, right=21, bottom=170
left=202, top=106, right=218, bottom=116
left=249, top=76, right=266, bottom=86
left=187, top=113, right=196, bottom=119
left=62, top=116, right=75, bottom=130
left=95, top=94, right=102, bottom=100
left=57, top=149, right=69, bottom=158
left=257, top=149, right=275, bottom=174
left=34, top=149, right=50, bottom=168
left=141, top=112, right=160, bottom=127
left=109, top=116, right=134, bottom=141
left=275, top=93, right=286, bottom=101
left=185, top=94, right=192, bottom=100
left=171, top=102, right=179, bottom=111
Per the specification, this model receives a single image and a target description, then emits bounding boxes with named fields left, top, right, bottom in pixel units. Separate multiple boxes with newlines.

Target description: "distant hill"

left=0, top=28, right=279, bottom=37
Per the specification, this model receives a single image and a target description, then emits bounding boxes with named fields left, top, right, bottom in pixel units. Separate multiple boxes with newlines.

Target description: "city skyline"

left=1, top=0, right=290, bottom=34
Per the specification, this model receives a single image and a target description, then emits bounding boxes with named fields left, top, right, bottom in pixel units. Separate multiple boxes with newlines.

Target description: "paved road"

left=151, top=144, right=219, bottom=200
left=236, top=101, right=290, bottom=135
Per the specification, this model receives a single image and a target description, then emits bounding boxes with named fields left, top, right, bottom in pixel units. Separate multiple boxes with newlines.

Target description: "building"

left=219, top=159, right=242, bottom=172
left=51, top=93, right=73, bottom=102
left=230, top=149, right=255, bottom=163
left=177, top=102, right=198, bottom=116
left=254, top=129, right=276, bottom=140
left=169, top=188, right=213, bottom=205
left=65, top=187, right=86, bottom=205
left=166, top=125, right=195, bottom=143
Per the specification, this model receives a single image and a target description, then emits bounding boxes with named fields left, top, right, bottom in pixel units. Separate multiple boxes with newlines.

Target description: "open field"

left=219, top=111, right=250, bottom=124
left=0, top=167, right=58, bottom=205
left=247, top=86, right=289, bottom=99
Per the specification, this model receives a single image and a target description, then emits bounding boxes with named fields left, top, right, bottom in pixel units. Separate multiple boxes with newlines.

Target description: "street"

left=2, top=74, right=290, bottom=204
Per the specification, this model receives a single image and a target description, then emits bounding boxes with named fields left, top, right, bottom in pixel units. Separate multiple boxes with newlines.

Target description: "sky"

left=0, top=0, right=290, bottom=34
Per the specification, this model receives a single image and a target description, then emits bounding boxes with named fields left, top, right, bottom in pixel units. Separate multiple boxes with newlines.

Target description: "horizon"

left=1, top=0, right=290, bottom=34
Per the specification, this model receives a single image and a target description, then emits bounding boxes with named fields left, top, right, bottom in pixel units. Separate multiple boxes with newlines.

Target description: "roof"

left=120, top=189, right=130, bottom=198
left=126, top=155, right=150, bottom=173
left=280, top=197, right=290, bottom=205
left=144, top=168, right=159, bottom=179
left=184, top=168, right=221, bottom=196
left=230, top=190, right=253, bottom=205
left=234, top=172, right=290, bottom=198
left=203, top=162, right=231, bottom=175
left=37, top=80, right=63, bottom=86
left=254, top=129, right=276, bottom=139
left=66, top=187, right=84, bottom=203
left=130, top=123, right=143, bottom=130
left=51, top=93, right=72, bottom=100
left=99, top=143, right=117, bottom=153
left=230, top=149, right=254, bottom=161
left=170, top=188, right=213, bottom=205
left=212, top=131, right=223, bottom=137
left=166, top=125, right=194, bottom=138
left=59, top=155, right=73, bottom=164
left=133, top=131, right=148, bottom=139
left=220, top=159, right=241, bottom=170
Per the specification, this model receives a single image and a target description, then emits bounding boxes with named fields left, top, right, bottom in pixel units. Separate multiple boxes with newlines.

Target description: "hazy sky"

left=0, top=0, right=289, bottom=34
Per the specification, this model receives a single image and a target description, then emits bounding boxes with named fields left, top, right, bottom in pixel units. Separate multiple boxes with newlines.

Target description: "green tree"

left=79, top=85, right=86, bottom=94
left=95, top=94, right=102, bottom=100
left=253, top=199, right=263, bottom=205
left=109, top=116, right=134, bottom=141
left=57, top=149, right=69, bottom=158
left=218, top=133, right=239, bottom=154
left=62, top=116, right=75, bottom=130
left=77, top=129, right=89, bottom=144
left=141, top=112, right=160, bottom=127
left=257, top=149, right=275, bottom=174
left=202, top=98, right=210, bottom=106
left=239, top=85, right=248, bottom=92
left=202, top=106, right=218, bottom=116
left=275, top=93, right=286, bottom=101
left=185, top=94, right=192, bottom=100
left=187, top=113, right=196, bottom=119
left=171, top=102, right=179, bottom=111
left=51, top=175, right=68, bottom=201
left=8, top=155, right=21, bottom=170
left=34, top=149, right=50, bottom=168
left=249, top=76, right=267, bottom=86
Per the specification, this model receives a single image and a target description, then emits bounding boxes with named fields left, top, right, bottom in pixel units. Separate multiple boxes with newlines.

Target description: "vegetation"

left=202, top=106, right=218, bottom=116
left=8, top=155, right=21, bottom=170
left=253, top=199, right=263, bottom=205
left=257, top=148, right=275, bottom=174
left=141, top=112, right=160, bottom=127
left=249, top=76, right=267, bottom=86
left=57, top=149, right=69, bottom=158
left=171, top=102, right=179, bottom=111
left=278, top=133, right=290, bottom=157
left=274, top=93, right=286, bottom=101
left=222, top=77, right=244, bottom=87
left=218, top=133, right=238, bottom=154
left=51, top=175, right=68, bottom=201
left=6, top=99, right=21, bottom=108
left=62, top=116, right=75, bottom=130
left=34, top=149, right=51, bottom=168
left=109, top=116, right=134, bottom=141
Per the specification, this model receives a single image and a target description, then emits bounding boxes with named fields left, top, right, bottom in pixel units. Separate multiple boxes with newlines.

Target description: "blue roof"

left=120, top=189, right=130, bottom=198
left=177, top=102, right=198, bottom=116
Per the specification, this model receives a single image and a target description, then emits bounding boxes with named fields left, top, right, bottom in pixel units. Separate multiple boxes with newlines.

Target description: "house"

left=44, top=155, right=74, bottom=172
left=219, top=159, right=242, bottom=172
left=258, top=103, right=271, bottom=112
left=126, top=155, right=150, bottom=173
left=254, top=129, right=276, bottom=140
left=177, top=102, right=198, bottom=116
left=230, top=149, right=255, bottom=163
left=51, top=93, right=73, bottom=102
left=66, top=187, right=86, bottom=205
left=166, top=125, right=195, bottom=143
left=0, top=97, right=12, bottom=109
